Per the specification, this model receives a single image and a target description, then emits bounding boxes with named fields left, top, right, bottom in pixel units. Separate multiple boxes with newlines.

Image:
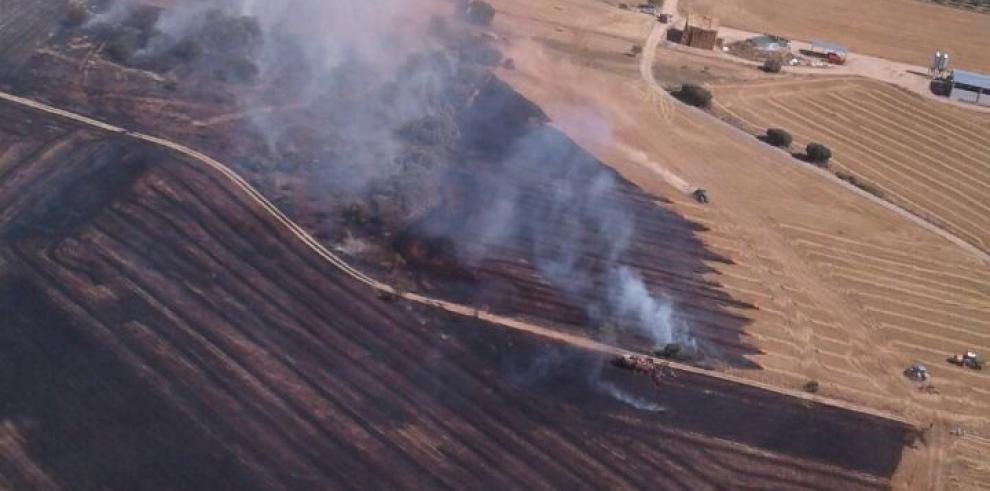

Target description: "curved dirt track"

left=0, top=89, right=914, bottom=425
left=640, top=22, right=675, bottom=121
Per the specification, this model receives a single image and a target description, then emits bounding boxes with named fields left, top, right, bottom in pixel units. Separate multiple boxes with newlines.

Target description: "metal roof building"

left=951, top=69, right=990, bottom=106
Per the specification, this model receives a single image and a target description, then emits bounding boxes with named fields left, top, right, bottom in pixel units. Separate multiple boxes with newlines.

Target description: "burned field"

left=0, top=102, right=914, bottom=490
left=0, top=0, right=69, bottom=80
left=1, top=0, right=764, bottom=367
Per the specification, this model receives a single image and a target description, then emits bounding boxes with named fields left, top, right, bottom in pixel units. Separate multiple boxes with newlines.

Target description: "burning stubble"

left=91, top=0, right=698, bottom=408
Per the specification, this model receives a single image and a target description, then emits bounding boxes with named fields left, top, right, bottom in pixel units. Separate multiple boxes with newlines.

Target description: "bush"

left=761, top=58, right=782, bottom=73
left=463, top=1, right=495, bottom=26
left=836, top=171, right=885, bottom=198
left=170, top=38, right=203, bottom=62
left=806, top=142, right=832, bottom=165
left=105, top=29, right=142, bottom=64
left=803, top=380, right=820, bottom=393
left=765, top=128, right=792, bottom=147
left=674, top=83, right=712, bottom=108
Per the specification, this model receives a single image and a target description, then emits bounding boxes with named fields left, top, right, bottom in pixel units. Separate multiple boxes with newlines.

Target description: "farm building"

left=950, top=69, right=990, bottom=106
left=681, top=15, right=720, bottom=50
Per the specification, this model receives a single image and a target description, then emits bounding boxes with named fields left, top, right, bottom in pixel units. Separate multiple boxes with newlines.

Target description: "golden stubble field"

left=681, top=0, right=990, bottom=73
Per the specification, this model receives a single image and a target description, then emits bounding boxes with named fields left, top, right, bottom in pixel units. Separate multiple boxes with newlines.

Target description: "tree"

left=64, top=1, right=90, bottom=27
left=674, top=83, right=713, bottom=108
left=463, top=1, right=495, bottom=26
left=761, top=58, right=782, bottom=73
left=806, top=142, right=832, bottom=166
left=765, top=128, right=792, bottom=148
left=105, top=29, right=141, bottom=64
left=170, top=38, right=203, bottom=62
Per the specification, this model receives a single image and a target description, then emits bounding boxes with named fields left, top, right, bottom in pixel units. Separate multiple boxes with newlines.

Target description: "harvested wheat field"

left=712, top=77, right=990, bottom=255
left=681, top=0, right=990, bottom=73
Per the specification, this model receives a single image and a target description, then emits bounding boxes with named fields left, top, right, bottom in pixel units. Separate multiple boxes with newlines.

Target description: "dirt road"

left=0, top=89, right=914, bottom=424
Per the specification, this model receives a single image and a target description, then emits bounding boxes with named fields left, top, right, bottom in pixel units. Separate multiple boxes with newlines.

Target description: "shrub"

left=64, top=1, right=90, bottom=27
left=228, top=58, right=259, bottom=83
left=765, top=128, right=792, bottom=147
left=803, top=380, right=820, bottom=393
left=674, top=83, right=712, bottom=108
left=342, top=200, right=373, bottom=226
left=835, top=171, right=885, bottom=198
left=463, top=1, right=495, bottom=26
left=761, top=58, right=782, bottom=73
left=806, top=142, right=832, bottom=165
left=105, top=29, right=142, bottom=64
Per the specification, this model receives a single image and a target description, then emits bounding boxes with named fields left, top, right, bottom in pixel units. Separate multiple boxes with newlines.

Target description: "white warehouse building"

left=950, top=70, right=990, bottom=106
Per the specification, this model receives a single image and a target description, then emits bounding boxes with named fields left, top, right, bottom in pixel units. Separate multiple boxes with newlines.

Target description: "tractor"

left=692, top=188, right=709, bottom=204
left=948, top=351, right=983, bottom=370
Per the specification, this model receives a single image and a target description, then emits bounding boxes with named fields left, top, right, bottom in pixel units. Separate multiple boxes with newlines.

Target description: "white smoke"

left=609, top=267, right=693, bottom=346
left=599, top=381, right=666, bottom=413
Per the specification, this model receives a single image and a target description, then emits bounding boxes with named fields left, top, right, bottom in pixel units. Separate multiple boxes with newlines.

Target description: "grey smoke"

left=461, top=126, right=694, bottom=349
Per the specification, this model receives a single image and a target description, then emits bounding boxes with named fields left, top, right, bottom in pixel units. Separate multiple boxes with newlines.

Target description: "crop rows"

left=714, top=78, right=990, bottom=255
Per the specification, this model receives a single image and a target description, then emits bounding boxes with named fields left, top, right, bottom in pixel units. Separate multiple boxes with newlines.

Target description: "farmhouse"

left=950, top=69, right=990, bottom=106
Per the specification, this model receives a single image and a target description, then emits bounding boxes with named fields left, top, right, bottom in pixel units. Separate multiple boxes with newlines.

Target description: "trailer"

left=809, top=40, right=848, bottom=65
